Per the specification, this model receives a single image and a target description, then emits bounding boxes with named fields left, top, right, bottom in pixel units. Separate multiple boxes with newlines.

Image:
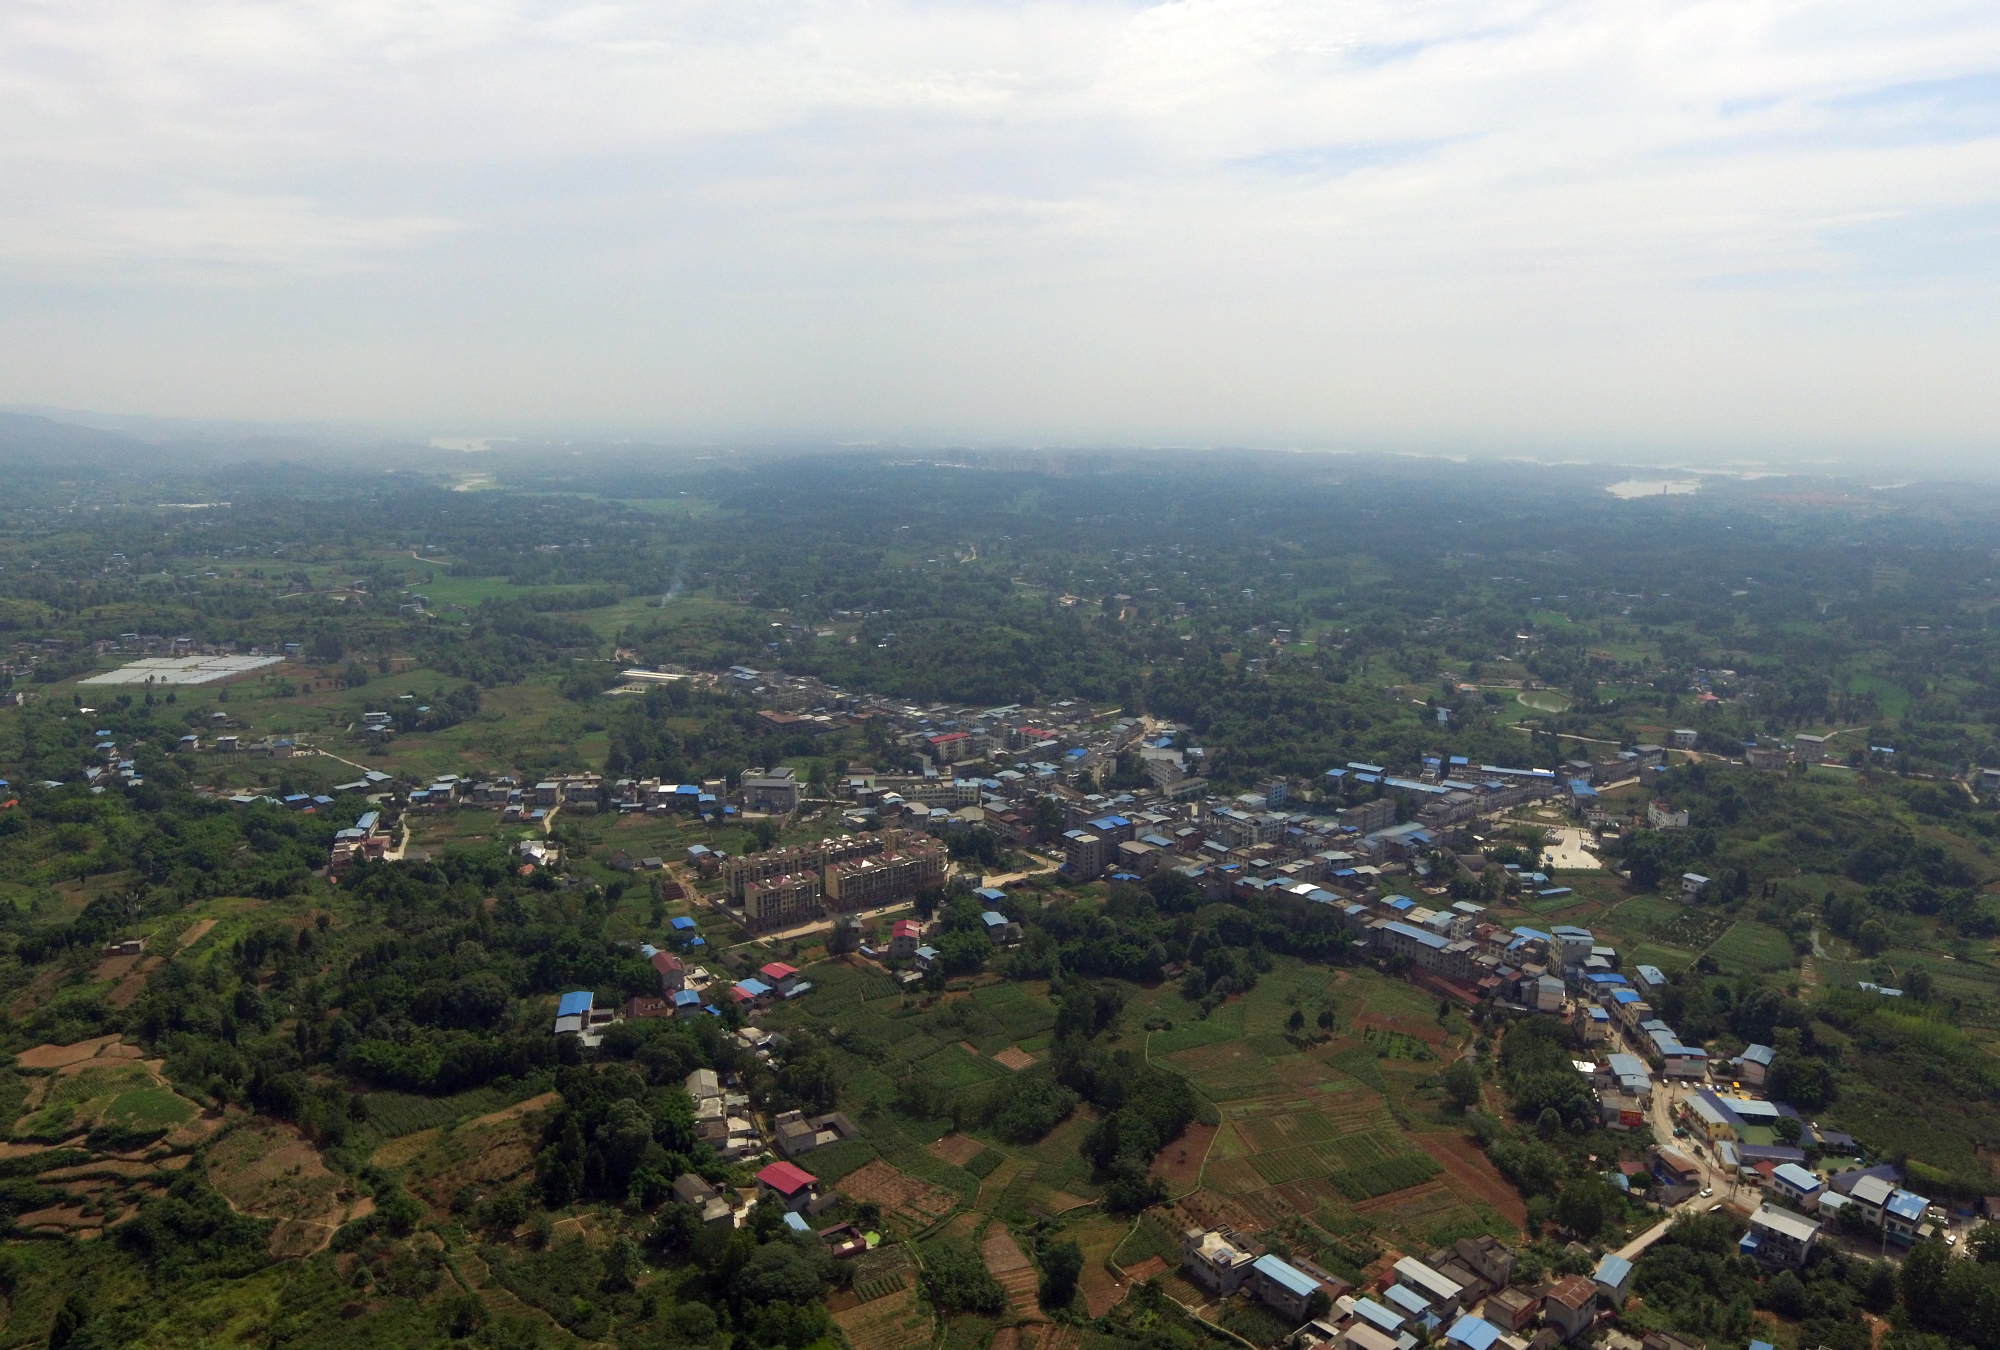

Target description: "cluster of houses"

left=690, top=828, right=950, bottom=934
left=1182, top=1228, right=1621, bottom=1350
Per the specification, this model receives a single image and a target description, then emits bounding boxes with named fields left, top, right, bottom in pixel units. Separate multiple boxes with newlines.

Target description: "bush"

left=922, top=1237, right=1006, bottom=1314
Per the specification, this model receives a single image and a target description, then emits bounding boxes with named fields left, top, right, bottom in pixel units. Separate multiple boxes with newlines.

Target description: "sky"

left=2, top=0, right=1999, bottom=456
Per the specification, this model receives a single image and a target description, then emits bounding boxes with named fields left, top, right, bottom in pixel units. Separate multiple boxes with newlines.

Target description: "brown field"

left=993, top=1047, right=1036, bottom=1071
left=385, top=1111, right=543, bottom=1216
left=1067, top=1214, right=1133, bottom=1317
left=206, top=1120, right=357, bottom=1256
left=176, top=918, right=219, bottom=951
left=1150, top=1121, right=1216, bottom=1195
left=16, top=1034, right=124, bottom=1070
left=837, top=1159, right=959, bottom=1230
left=834, top=1282, right=931, bottom=1350
left=1352, top=1013, right=1448, bottom=1048
left=982, top=1226, right=1043, bottom=1320
left=931, top=1133, right=987, bottom=1167
left=1416, top=1133, right=1526, bottom=1232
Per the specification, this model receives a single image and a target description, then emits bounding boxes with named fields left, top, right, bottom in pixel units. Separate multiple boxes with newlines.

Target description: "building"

left=1063, top=830, right=1107, bottom=881
left=1484, top=1288, right=1540, bottom=1332
left=651, top=950, right=686, bottom=993
left=553, top=990, right=593, bottom=1036
left=760, top=961, right=802, bottom=995
left=1592, top=1254, right=1633, bottom=1308
left=672, top=1173, right=739, bottom=1226
left=1542, top=1274, right=1599, bottom=1341
left=1735, top=1043, right=1774, bottom=1087
left=755, top=1160, right=819, bottom=1212
left=1681, top=873, right=1711, bottom=900
left=1746, top=745, right=1790, bottom=771
left=889, top=918, right=922, bottom=958
left=1793, top=733, right=1827, bottom=764
left=1771, top=1162, right=1823, bottom=1212
left=1182, top=1227, right=1258, bottom=1297
left=685, top=1068, right=721, bottom=1104
left=1649, top=1146, right=1702, bottom=1203
left=1885, top=1188, right=1931, bottom=1245
left=740, top=765, right=801, bottom=813
left=1742, top=1206, right=1821, bottom=1267
left=1448, top=1235, right=1515, bottom=1291
left=824, top=835, right=947, bottom=910
left=1444, top=1316, right=1502, bottom=1350
left=1671, top=728, right=1699, bottom=750
left=774, top=1109, right=861, bottom=1159
left=1391, top=1257, right=1463, bottom=1314
left=1646, top=801, right=1689, bottom=830
left=743, top=871, right=826, bottom=932
left=1249, top=1254, right=1321, bottom=1322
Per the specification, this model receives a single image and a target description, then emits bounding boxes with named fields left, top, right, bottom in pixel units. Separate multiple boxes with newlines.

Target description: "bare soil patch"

left=176, top=918, right=219, bottom=951
left=1150, top=1121, right=1216, bottom=1195
left=982, top=1227, right=1043, bottom=1320
left=1353, top=1012, right=1449, bottom=1048
left=839, top=1159, right=958, bottom=1230
left=993, top=1047, right=1036, bottom=1071
left=1414, top=1133, right=1526, bottom=1231
left=930, top=1133, right=986, bottom=1167
left=1124, top=1255, right=1168, bottom=1283
left=107, top=957, right=162, bottom=1009
left=463, top=1090, right=561, bottom=1130
left=17, top=1034, right=123, bottom=1070
left=207, top=1120, right=352, bottom=1254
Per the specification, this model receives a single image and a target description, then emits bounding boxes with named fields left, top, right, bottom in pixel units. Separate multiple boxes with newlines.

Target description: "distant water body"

left=1605, top=479, right=1701, bottom=498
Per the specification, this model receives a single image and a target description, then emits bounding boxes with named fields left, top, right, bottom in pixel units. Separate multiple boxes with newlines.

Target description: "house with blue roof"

left=1735, top=1042, right=1775, bottom=1087
left=672, top=989, right=703, bottom=1018
left=1249, top=1254, right=1322, bottom=1321
left=1592, top=1253, right=1634, bottom=1306
left=1443, top=1315, right=1500, bottom=1350
left=553, top=990, right=593, bottom=1035
left=1382, top=1285, right=1432, bottom=1323
left=1772, top=1162, right=1824, bottom=1212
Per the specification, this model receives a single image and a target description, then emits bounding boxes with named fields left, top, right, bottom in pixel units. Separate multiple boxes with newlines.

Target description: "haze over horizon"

left=4, top=0, right=1999, bottom=456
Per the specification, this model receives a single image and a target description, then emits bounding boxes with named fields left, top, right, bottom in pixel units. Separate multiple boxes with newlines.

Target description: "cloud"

left=0, top=0, right=1997, bottom=445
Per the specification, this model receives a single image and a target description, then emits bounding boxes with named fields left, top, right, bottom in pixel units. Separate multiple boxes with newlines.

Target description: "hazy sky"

left=3, top=0, right=1998, bottom=453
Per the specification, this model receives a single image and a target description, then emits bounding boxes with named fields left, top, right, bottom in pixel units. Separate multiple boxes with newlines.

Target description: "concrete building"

left=1391, top=1257, right=1463, bottom=1314
left=1771, top=1162, right=1824, bottom=1212
left=1592, top=1254, right=1633, bottom=1308
left=1249, top=1254, right=1321, bottom=1322
left=825, top=835, right=947, bottom=910
left=1182, top=1227, right=1257, bottom=1297
left=1063, top=830, right=1107, bottom=880
left=1793, top=733, right=1827, bottom=764
left=1542, top=1275, right=1599, bottom=1342
left=743, top=871, right=826, bottom=932
left=1742, top=1206, right=1821, bottom=1267
left=740, top=765, right=801, bottom=813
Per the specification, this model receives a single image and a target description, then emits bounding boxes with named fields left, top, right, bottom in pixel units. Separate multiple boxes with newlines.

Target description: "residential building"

left=1646, top=801, right=1689, bottom=830
left=1681, top=873, right=1711, bottom=900
left=889, top=919, right=922, bottom=959
left=1250, top=1254, right=1321, bottom=1322
left=756, top=1160, right=819, bottom=1212
left=1742, top=1206, right=1821, bottom=1267
left=650, top=950, right=686, bottom=993
left=1483, top=1288, right=1539, bottom=1333
left=672, top=1173, right=738, bottom=1226
left=774, top=1109, right=861, bottom=1159
left=1444, top=1316, right=1502, bottom=1350
left=1542, top=1274, right=1599, bottom=1341
left=1793, top=733, right=1827, bottom=764
left=1592, top=1254, right=1633, bottom=1308
left=1885, top=1189, right=1930, bottom=1245
left=1746, top=745, right=1790, bottom=771
left=824, top=834, right=947, bottom=909
left=1735, top=1043, right=1774, bottom=1087
left=1671, top=728, right=1699, bottom=750
left=1771, top=1162, right=1823, bottom=1212
left=1448, top=1235, right=1514, bottom=1292
left=743, top=871, right=826, bottom=932
left=741, top=765, right=801, bottom=813
left=1182, top=1227, right=1258, bottom=1297
left=1391, top=1257, right=1463, bottom=1314
left=1063, top=830, right=1107, bottom=881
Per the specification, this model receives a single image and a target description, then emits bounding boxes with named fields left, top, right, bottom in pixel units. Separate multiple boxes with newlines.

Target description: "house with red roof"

left=759, top=962, right=800, bottom=995
left=890, top=920, right=922, bottom=960
left=756, top=1160, right=819, bottom=1212
left=651, top=950, right=686, bottom=993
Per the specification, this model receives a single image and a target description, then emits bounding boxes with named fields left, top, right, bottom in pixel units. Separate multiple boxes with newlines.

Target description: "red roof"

left=929, top=732, right=970, bottom=744
left=761, top=962, right=798, bottom=982
left=651, top=951, right=684, bottom=973
left=893, top=920, right=920, bottom=937
left=757, top=1161, right=817, bottom=1195
left=1548, top=1276, right=1597, bottom=1310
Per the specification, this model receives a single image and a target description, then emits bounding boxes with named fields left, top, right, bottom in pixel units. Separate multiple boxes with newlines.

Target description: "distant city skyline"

left=2, top=0, right=1997, bottom=454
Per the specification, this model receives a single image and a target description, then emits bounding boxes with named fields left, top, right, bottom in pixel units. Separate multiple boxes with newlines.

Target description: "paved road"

left=1615, top=1216, right=1676, bottom=1261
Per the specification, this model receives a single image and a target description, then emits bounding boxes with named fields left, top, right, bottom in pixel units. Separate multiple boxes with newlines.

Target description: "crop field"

left=970, top=982, right=1059, bottom=1040
left=1710, top=921, right=1797, bottom=975
left=357, top=1084, right=532, bottom=1141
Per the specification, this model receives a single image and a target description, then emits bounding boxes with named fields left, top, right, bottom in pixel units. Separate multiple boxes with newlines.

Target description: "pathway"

left=1615, top=1215, right=1675, bottom=1261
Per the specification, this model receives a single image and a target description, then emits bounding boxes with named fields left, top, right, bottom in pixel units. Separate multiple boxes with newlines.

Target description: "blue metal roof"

left=1354, top=1301, right=1403, bottom=1334
left=980, top=911, right=1009, bottom=926
left=557, top=991, right=593, bottom=1017
left=1773, top=1163, right=1821, bottom=1192
left=1594, top=1254, right=1633, bottom=1286
left=673, top=990, right=702, bottom=1007
left=1445, top=1315, right=1501, bottom=1350
left=1252, top=1255, right=1318, bottom=1297
left=671, top=916, right=697, bottom=930
left=1887, top=1190, right=1930, bottom=1221
left=1740, top=1043, right=1775, bottom=1066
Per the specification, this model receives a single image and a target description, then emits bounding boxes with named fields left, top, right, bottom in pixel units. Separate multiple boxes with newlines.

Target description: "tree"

left=1038, top=1237, right=1083, bottom=1310
left=1443, top=1059, right=1482, bottom=1112
left=1772, top=1115, right=1803, bottom=1147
